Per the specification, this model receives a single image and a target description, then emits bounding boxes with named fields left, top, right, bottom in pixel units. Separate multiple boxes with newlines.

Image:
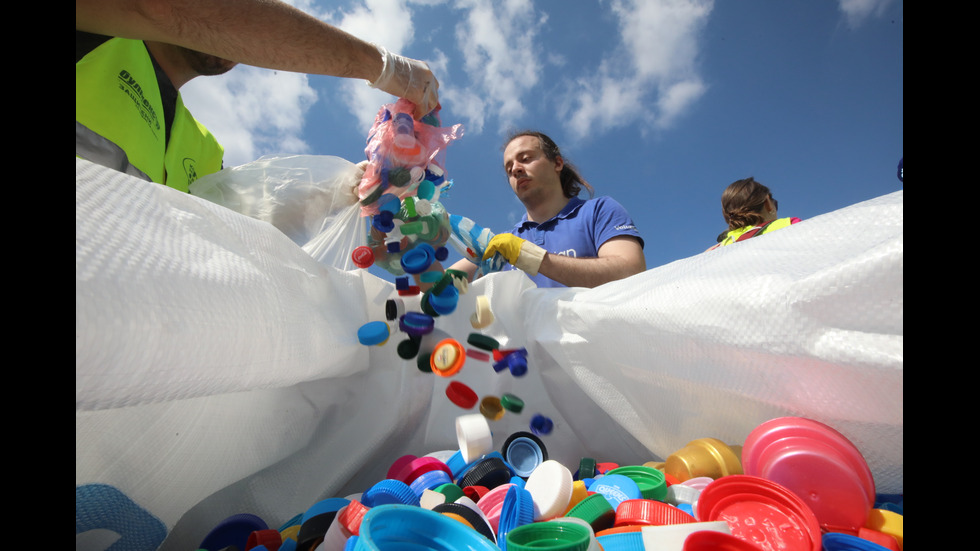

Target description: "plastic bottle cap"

left=501, top=393, right=524, bottom=413
left=605, top=465, right=668, bottom=502
left=361, top=479, right=420, bottom=507
left=399, top=312, right=434, bottom=336
left=386, top=454, right=418, bottom=480
left=400, top=243, right=435, bottom=274
left=351, top=246, right=375, bottom=269
left=666, top=483, right=701, bottom=506
left=458, top=456, right=513, bottom=491
left=356, top=321, right=390, bottom=346
left=741, top=417, right=875, bottom=534
left=396, top=337, right=420, bottom=359
left=395, top=456, right=454, bottom=486
left=665, top=438, right=742, bottom=482
left=614, top=499, right=697, bottom=527
left=446, top=380, right=478, bottom=409
left=198, top=513, right=268, bottom=551
left=505, top=520, right=590, bottom=551
left=355, top=504, right=499, bottom=551
left=467, top=348, right=492, bottom=362
left=821, top=532, right=894, bottom=551
left=428, top=285, right=460, bottom=316
left=479, top=396, right=505, bottom=421
left=384, top=298, right=405, bottom=321
left=456, top=414, right=493, bottom=464
left=432, top=482, right=466, bottom=506
left=694, top=475, right=821, bottom=551
left=497, top=486, right=535, bottom=549
left=470, top=295, right=494, bottom=328
left=529, top=414, right=554, bottom=436
left=524, top=459, right=573, bottom=520
left=565, top=493, right=616, bottom=532
left=864, top=509, right=903, bottom=550
left=467, top=333, right=500, bottom=351
left=638, top=520, right=731, bottom=550
left=409, top=469, right=453, bottom=498
left=502, top=432, right=548, bottom=478
left=680, top=530, right=762, bottom=551
left=431, top=339, right=465, bottom=376
left=589, top=474, right=642, bottom=512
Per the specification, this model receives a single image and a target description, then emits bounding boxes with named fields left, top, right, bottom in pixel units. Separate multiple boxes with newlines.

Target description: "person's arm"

left=75, top=0, right=438, bottom=117
left=536, top=236, right=645, bottom=288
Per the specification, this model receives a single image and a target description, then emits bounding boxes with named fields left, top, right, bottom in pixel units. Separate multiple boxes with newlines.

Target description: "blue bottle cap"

left=588, top=474, right=641, bottom=510
left=354, top=504, right=499, bottom=551
left=529, top=414, right=554, bottom=436
left=427, top=285, right=459, bottom=316
left=198, top=513, right=268, bottom=551
left=401, top=243, right=435, bottom=274
left=357, top=321, right=390, bottom=346
left=361, top=479, right=420, bottom=507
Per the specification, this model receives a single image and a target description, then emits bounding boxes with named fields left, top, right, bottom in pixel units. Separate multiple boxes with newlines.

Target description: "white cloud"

left=838, top=0, right=896, bottom=28
left=449, top=0, right=548, bottom=135
left=558, top=0, right=713, bottom=141
left=181, top=66, right=317, bottom=167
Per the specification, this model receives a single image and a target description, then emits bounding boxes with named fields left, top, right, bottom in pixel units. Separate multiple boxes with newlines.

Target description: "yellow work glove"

left=482, top=234, right=547, bottom=276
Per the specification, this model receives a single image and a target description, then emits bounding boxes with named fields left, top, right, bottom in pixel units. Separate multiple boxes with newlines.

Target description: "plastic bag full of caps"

left=355, top=99, right=464, bottom=276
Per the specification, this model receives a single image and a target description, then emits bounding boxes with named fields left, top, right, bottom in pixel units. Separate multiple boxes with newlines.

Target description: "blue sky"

left=182, top=0, right=903, bottom=273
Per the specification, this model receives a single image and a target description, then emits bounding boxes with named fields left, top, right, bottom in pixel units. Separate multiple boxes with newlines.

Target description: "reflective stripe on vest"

left=717, top=217, right=795, bottom=247
left=76, top=38, right=223, bottom=192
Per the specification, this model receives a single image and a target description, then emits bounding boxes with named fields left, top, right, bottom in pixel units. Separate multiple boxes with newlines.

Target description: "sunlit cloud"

left=181, top=66, right=317, bottom=167
left=838, top=0, right=897, bottom=28
left=558, top=0, right=713, bottom=141
left=449, top=0, right=548, bottom=135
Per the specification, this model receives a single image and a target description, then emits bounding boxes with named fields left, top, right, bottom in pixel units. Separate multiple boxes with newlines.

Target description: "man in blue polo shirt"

left=475, top=131, right=646, bottom=288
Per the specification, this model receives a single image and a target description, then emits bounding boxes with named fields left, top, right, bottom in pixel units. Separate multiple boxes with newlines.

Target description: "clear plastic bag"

left=189, top=154, right=366, bottom=270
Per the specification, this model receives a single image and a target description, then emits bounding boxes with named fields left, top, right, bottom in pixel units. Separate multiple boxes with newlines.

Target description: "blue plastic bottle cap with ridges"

left=820, top=532, right=891, bottom=551
left=409, top=469, right=453, bottom=497
left=361, top=479, right=420, bottom=508
left=354, top=504, right=499, bottom=551
left=497, top=486, right=535, bottom=551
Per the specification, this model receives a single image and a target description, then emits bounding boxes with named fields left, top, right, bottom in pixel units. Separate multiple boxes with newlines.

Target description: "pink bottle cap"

left=741, top=417, right=875, bottom=534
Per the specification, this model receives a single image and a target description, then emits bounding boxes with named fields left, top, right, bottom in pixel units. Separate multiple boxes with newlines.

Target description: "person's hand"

left=482, top=233, right=546, bottom=276
left=369, top=45, right=439, bottom=119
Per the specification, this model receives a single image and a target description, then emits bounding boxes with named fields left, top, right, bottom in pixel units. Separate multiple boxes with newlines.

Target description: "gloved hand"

left=482, top=233, right=546, bottom=276
left=369, top=45, right=440, bottom=119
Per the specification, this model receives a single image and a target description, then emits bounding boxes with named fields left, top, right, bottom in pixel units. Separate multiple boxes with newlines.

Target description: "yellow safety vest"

left=76, top=37, right=223, bottom=192
left=716, top=217, right=798, bottom=248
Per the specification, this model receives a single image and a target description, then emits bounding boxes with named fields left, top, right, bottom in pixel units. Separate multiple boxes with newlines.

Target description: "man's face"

left=503, top=135, right=563, bottom=203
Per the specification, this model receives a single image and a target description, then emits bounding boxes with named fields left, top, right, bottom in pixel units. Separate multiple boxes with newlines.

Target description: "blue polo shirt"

left=507, top=196, right=644, bottom=288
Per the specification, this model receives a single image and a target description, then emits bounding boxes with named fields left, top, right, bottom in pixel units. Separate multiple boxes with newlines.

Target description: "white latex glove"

left=369, top=45, right=439, bottom=119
